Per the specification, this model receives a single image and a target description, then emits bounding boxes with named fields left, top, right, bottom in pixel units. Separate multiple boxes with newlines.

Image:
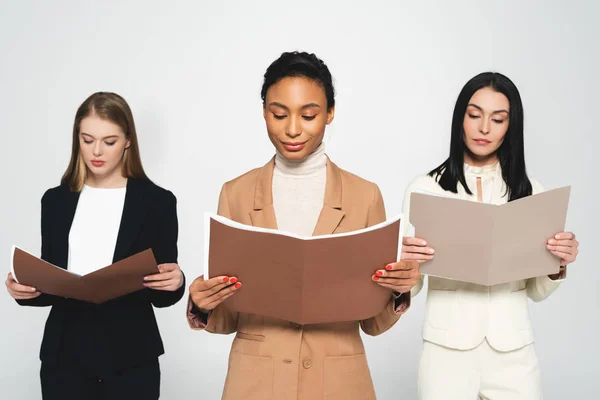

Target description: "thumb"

left=158, top=263, right=176, bottom=273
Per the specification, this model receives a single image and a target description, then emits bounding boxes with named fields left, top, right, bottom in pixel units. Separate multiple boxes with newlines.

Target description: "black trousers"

left=40, top=358, right=160, bottom=400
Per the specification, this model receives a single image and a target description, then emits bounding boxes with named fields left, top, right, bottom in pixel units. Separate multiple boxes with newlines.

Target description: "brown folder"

left=11, top=247, right=158, bottom=303
left=204, top=214, right=401, bottom=325
left=409, top=186, right=571, bottom=286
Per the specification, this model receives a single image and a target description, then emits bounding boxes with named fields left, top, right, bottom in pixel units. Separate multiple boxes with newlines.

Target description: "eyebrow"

left=81, top=132, right=120, bottom=140
left=467, top=103, right=509, bottom=115
left=268, top=102, right=321, bottom=110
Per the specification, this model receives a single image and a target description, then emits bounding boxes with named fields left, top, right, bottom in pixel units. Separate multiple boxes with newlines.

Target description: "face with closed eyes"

left=79, top=114, right=130, bottom=181
left=263, top=76, right=334, bottom=161
left=463, top=87, right=510, bottom=166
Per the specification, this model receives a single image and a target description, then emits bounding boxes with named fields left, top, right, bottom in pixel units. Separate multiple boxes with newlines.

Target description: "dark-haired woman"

left=400, top=72, right=579, bottom=399
left=5, top=92, right=185, bottom=400
left=187, top=51, right=420, bottom=400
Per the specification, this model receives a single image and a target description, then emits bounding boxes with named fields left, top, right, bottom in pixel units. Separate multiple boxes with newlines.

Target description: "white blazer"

left=402, top=164, right=565, bottom=352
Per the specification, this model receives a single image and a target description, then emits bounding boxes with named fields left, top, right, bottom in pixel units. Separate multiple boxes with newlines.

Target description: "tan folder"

left=409, top=186, right=571, bottom=285
left=11, top=247, right=158, bottom=303
left=204, top=214, right=401, bottom=325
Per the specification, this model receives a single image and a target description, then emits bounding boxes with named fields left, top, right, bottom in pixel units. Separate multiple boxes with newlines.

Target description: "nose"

left=93, top=141, right=103, bottom=157
left=479, top=118, right=490, bottom=135
left=285, top=116, right=302, bottom=138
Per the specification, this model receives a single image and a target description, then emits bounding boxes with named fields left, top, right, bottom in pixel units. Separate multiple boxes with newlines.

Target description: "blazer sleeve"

left=17, top=189, right=61, bottom=307
left=526, top=271, right=566, bottom=302
left=360, top=184, right=409, bottom=336
left=148, top=190, right=186, bottom=308
left=187, top=183, right=239, bottom=334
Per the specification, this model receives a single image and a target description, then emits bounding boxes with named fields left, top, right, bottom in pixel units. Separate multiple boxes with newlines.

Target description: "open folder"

left=409, top=186, right=571, bottom=286
left=204, top=214, right=402, bottom=325
left=11, top=247, right=158, bottom=303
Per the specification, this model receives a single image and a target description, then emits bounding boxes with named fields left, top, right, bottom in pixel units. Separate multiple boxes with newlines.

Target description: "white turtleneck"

left=272, top=144, right=327, bottom=236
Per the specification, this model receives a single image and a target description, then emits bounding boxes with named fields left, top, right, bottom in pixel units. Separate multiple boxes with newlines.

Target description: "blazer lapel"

left=312, top=158, right=345, bottom=236
left=112, top=179, right=146, bottom=263
left=249, top=157, right=278, bottom=230
left=54, top=185, right=81, bottom=269
left=250, top=156, right=345, bottom=235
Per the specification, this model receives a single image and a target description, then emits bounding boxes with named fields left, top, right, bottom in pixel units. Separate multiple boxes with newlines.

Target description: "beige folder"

left=204, top=214, right=401, bottom=325
left=409, top=186, right=571, bottom=285
left=11, top=247, right=158, bottom=303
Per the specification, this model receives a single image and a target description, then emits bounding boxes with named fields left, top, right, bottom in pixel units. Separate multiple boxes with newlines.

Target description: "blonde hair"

left=61, top=92, right=149, bottom=191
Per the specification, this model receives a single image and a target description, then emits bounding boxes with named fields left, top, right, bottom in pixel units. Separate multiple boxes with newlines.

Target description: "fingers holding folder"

left=546, top=232, right=579, bottom=265
left=143, top=263, right=185, bottom=292
left=5, top=272, right=41, bottom=300
left=372, top=260, right=421, bottom=293
left=190, top=275, right=242, bottom=312
left=401, top=237, right=435, bottom=263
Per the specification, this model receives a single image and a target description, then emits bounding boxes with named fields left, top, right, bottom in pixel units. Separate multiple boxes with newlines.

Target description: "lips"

left=473, top=138, right=491, bottom=145
left=282, top=141, right=307, bottom=152
left=91, top=160, right=105, bottom=167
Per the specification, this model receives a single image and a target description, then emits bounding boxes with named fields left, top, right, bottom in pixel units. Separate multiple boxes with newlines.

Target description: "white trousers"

left=418, top=339, right=542, bottom=400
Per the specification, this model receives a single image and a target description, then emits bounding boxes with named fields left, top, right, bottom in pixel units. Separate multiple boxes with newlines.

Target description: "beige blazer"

left=188, top=157, right=408, bottom=400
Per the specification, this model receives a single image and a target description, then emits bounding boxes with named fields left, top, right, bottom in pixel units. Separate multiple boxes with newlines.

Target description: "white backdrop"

left=1, top=1, right=598, bottom=399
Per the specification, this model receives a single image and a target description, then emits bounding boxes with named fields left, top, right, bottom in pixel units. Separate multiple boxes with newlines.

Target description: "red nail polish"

left=222, top=277, right=229, bottom=282
left=372, top=275, right=379, bottom=281
left=376, top=270, right=384, bottom=277
left=386, top=265, right=393, bottom=270
left=229, top=277, right=238, bottom=284
left=234, top=282, right=242, bottom=289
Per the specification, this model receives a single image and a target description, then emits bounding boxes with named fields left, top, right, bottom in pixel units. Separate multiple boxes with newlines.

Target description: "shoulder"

left=333, top=163, right=382, bottom=206
left=222, top=166, right=263, bottom=194
left=530, top=177, right=544, bottom=194
left=404, top=174, right=441, bottom=196
left=338, top=167, right=378, bottom=190
left=219, top=163, right=270, bottom=210
left=132, top=179, right=176, bottom=206
left=41, top=183, right=69, bottom=205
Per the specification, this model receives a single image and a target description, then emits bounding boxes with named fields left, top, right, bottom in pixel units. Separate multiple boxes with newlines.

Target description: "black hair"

left=429, top=72, right=532, bottom=201
left=261, top=51, right=335, bottom=109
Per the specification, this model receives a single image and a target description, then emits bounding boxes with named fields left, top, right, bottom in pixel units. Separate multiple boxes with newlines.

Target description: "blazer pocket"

left=425, top=289, right=457, bottom=330
left=323, top=353, right=376, bottom=400
left=223, top=352, right=274, bottom=400
left=236, top=332, right=266, bottom=342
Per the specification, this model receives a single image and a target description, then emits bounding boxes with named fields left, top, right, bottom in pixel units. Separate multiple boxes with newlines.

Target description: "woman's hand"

left=401, top=236, right=435, bottom=263
left=372, top=260, right=420, bottom=293
left=547, top=232, right=579, bottom=266
left=5, top=272, right=40, bottom=300
left=189, top=275, right=241, bottom=312
left=143, top=263, right=184, bottom=291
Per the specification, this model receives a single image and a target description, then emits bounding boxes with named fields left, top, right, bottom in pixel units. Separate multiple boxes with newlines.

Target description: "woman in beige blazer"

left=187, top=51, right=420, bottom=400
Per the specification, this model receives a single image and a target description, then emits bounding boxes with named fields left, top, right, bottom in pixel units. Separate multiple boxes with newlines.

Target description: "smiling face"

left=78, top=114, right=130, bottom=183
left=463, top=86, right=510, bottom=166
left=263, top=76, right=334, bottom=161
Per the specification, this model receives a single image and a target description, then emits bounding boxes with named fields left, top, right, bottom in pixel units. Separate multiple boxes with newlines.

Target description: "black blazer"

left=17, top=178, right=185, bottom=370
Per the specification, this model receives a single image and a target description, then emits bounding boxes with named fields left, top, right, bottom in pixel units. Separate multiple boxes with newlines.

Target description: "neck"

left=86, top=170, right=128, bottom=188
left=275, top=143, right=327, bottom=176
left=464, top=151, right=499, bottom=168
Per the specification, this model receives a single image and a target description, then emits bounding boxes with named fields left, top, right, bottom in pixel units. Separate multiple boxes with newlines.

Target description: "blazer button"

left=303, top=359, right=312, bottom=369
